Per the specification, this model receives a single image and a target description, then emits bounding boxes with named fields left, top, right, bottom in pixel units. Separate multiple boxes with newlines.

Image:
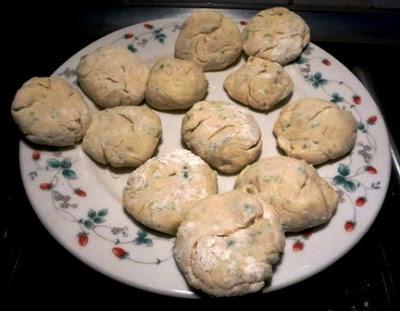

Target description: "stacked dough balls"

left=11, top=7, right=359, bottom=298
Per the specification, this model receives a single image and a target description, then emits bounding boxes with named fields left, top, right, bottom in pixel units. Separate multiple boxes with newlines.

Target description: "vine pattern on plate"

left=29, top=150, right=171, bottom=265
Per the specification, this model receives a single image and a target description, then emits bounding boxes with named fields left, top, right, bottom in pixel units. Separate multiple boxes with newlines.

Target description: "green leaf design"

left=127, top=44, right=137, bottom=53
left=331, top=92, right=344, bottom=103
left=133, top=229, right=153, bottom=247
left=88, top=209, right=96, bottom=219
left=93, top=217, right=105, bottom=224
left=84, top=220, right=94, bottom=229
left=338, top=164, right=350, bottom=176
left=47, top=158, right=61, bottom=168
left=332, top=175, right=346, bottom=185
left=98, top=208, right=108, bottom=217
left=62, top=169, right=77, bottom=180
left=295, top=56, right=306, bottom=64
left=358, top=122, right=366, bottom=131
left=60, top=158, right=72, bottom=169
left=343, top=180, right=356, bottom=192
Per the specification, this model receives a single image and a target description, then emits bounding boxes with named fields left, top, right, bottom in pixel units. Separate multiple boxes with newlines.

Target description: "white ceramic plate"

left=19, top=17, right=391, bottom=298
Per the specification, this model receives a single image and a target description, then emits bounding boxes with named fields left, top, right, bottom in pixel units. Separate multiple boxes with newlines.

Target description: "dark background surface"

left=2, top=3, right=400, bottom=310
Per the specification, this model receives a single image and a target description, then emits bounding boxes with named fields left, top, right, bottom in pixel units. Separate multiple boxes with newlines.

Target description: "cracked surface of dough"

left=235, top=156, right=339, bottom=232
left=224, top=56, right=293, bottom=110
left=11, top=77, right=91, bottom=147
left=242, top=7, right=310, bottom=65
left=273, top=98, right=357, bottom=165
left=175, top=10, right=242, bottom=71
left=77, top=45, right=149, bottom=108
left=123, top=149, right=217, bottom=235
left=174, top=190, right=285, bottom=296
left=181, top=100, right=262, bottom=174
left=146, top=57, right=208, bottom=110
left=82, top=106, right=161, bottom=167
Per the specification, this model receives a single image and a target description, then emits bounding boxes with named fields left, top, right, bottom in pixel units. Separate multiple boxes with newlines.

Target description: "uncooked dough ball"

left=77, top=45, right=149, bottom=108
left=82, top=106, right=161, bottom=168
left=145, top=57, right=208, bottom=110
left=273, top=98, right=357, bottom=165
left=11, top=77, right=91, bottom=147
left=224, top=56, right=293, bottom=110
left=175, top=10, right=242, bottom=71
left=242, top=7, right=310, bottom=65
left=181, top=101, right=262, bottom=174
left=235, top=156, right=339, bottom=232
left=123, top=149, right=218, bottom=235
left=174, top=190, right=285, bottom=296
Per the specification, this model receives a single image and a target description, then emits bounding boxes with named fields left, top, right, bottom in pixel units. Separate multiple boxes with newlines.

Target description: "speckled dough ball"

left=123, top=149, right=218, bottom=235
left=77, top=45, right=149, bottom=108
left=11, top=77, right=91, bottom=147
left=181, top=101, right=262, bottom=174
left=175, top=10, right=242, bottom=71
left=82, top=106, right=161, bottom=167
left=174, top=190, right=285, bottom=297
left=224, top=56, right=293, bottom=110
left=145, top=57, right=208, bottom=110
left=235, top=156, right=339, bottom=232
left=273, top=98, right=357, bottom=165
left=242, top=7, right=310, bottom=65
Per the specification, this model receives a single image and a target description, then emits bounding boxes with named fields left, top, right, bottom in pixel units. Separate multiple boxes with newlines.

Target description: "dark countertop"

left=3, top=5, right=400, bottom=310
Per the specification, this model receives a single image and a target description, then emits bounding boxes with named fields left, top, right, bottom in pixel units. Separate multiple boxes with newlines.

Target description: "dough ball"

left=146, top=57, right=208, bottom=110
left=77, top=45, right=149, bottom=108
left=235, top=156, right=339, bottom=232
left=242, top=7, right=310, bottom=65
left=224, top=56, right=293, bottom=110
left=82, top=106, right=161, bottom=167
left=11, top=77, right=91, bottom=147
left=181, top=101, right=262, bottom=174
left=273, top=98, right=357, bottom=165
left=175, top=10, right=242, bottom=71
left=174, top=190, right=285, bottom=296
left=123, top=149, right=218, bottom=235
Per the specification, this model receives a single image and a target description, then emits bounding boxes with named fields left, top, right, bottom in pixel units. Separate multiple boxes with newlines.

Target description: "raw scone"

left=181, top=101, right=262, bottom=174
left=175, top=10, right=242, bottom=71
left=273, top=98, right=357, bottom=165
left=82, top=106, right=161, bottom=167
left=123, top=149, right=218, bottom=235
left=235, top=156, right=339, bottom=232
left=242, top=7, right=310, bottom=65
left=174, top=190, right=285, bottom=297
left=11, top=77, right=91, bottom=147
left=146, top=57, right=208, bottom=110
left=224, top=56, right=293, bottom=110
left=77, top=45, right=149, bottom=108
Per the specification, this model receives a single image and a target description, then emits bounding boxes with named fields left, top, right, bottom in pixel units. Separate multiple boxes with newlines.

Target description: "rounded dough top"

left=145, top=57, right=208, bottom=110
left=273, top=98, right=357, bottom=165
left=175, top=10, right=242, bottom=71
left=235, top=156, right=339, bottom=232
left=77, top=45, right=149, bottom=108
left=11, top=77, right=91, bottom=147
left=123, top=149, right=218, bottom=235
left=242, top=7, right=310, bottom=65
left=174, top=190, right=285, bottom=296
left=82, top=106, right=161, bottom=168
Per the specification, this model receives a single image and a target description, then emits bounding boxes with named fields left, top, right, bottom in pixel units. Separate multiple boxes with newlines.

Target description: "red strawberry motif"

left=77, top=232, right=88, bottom=246
left=40, top=183, right=52, bottom=190
left=355, top=197, right=366, bottom=207
left=293, top=240, right=304, bottom=252
left=367, top=115, right=377, bottom=125
left=352, top=95, right=361, bottom=105
left=345, top=221, right=356, bottom=232
left=240, top=21, right=248, bottom=25
left=124, top=32, right=134, bottom=39
left=322, top=59, right=331, bottom=66
left=32, top=151, right=41, bottom=160
left=74, top=188, right=87, bottom=197
left=143, top=23, right=154, bottom=29
left=302, top=229, right=313, bottom=238
left=112, top=247, right=127, bottom=258
left=366, top=166, right=377, bottom=174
